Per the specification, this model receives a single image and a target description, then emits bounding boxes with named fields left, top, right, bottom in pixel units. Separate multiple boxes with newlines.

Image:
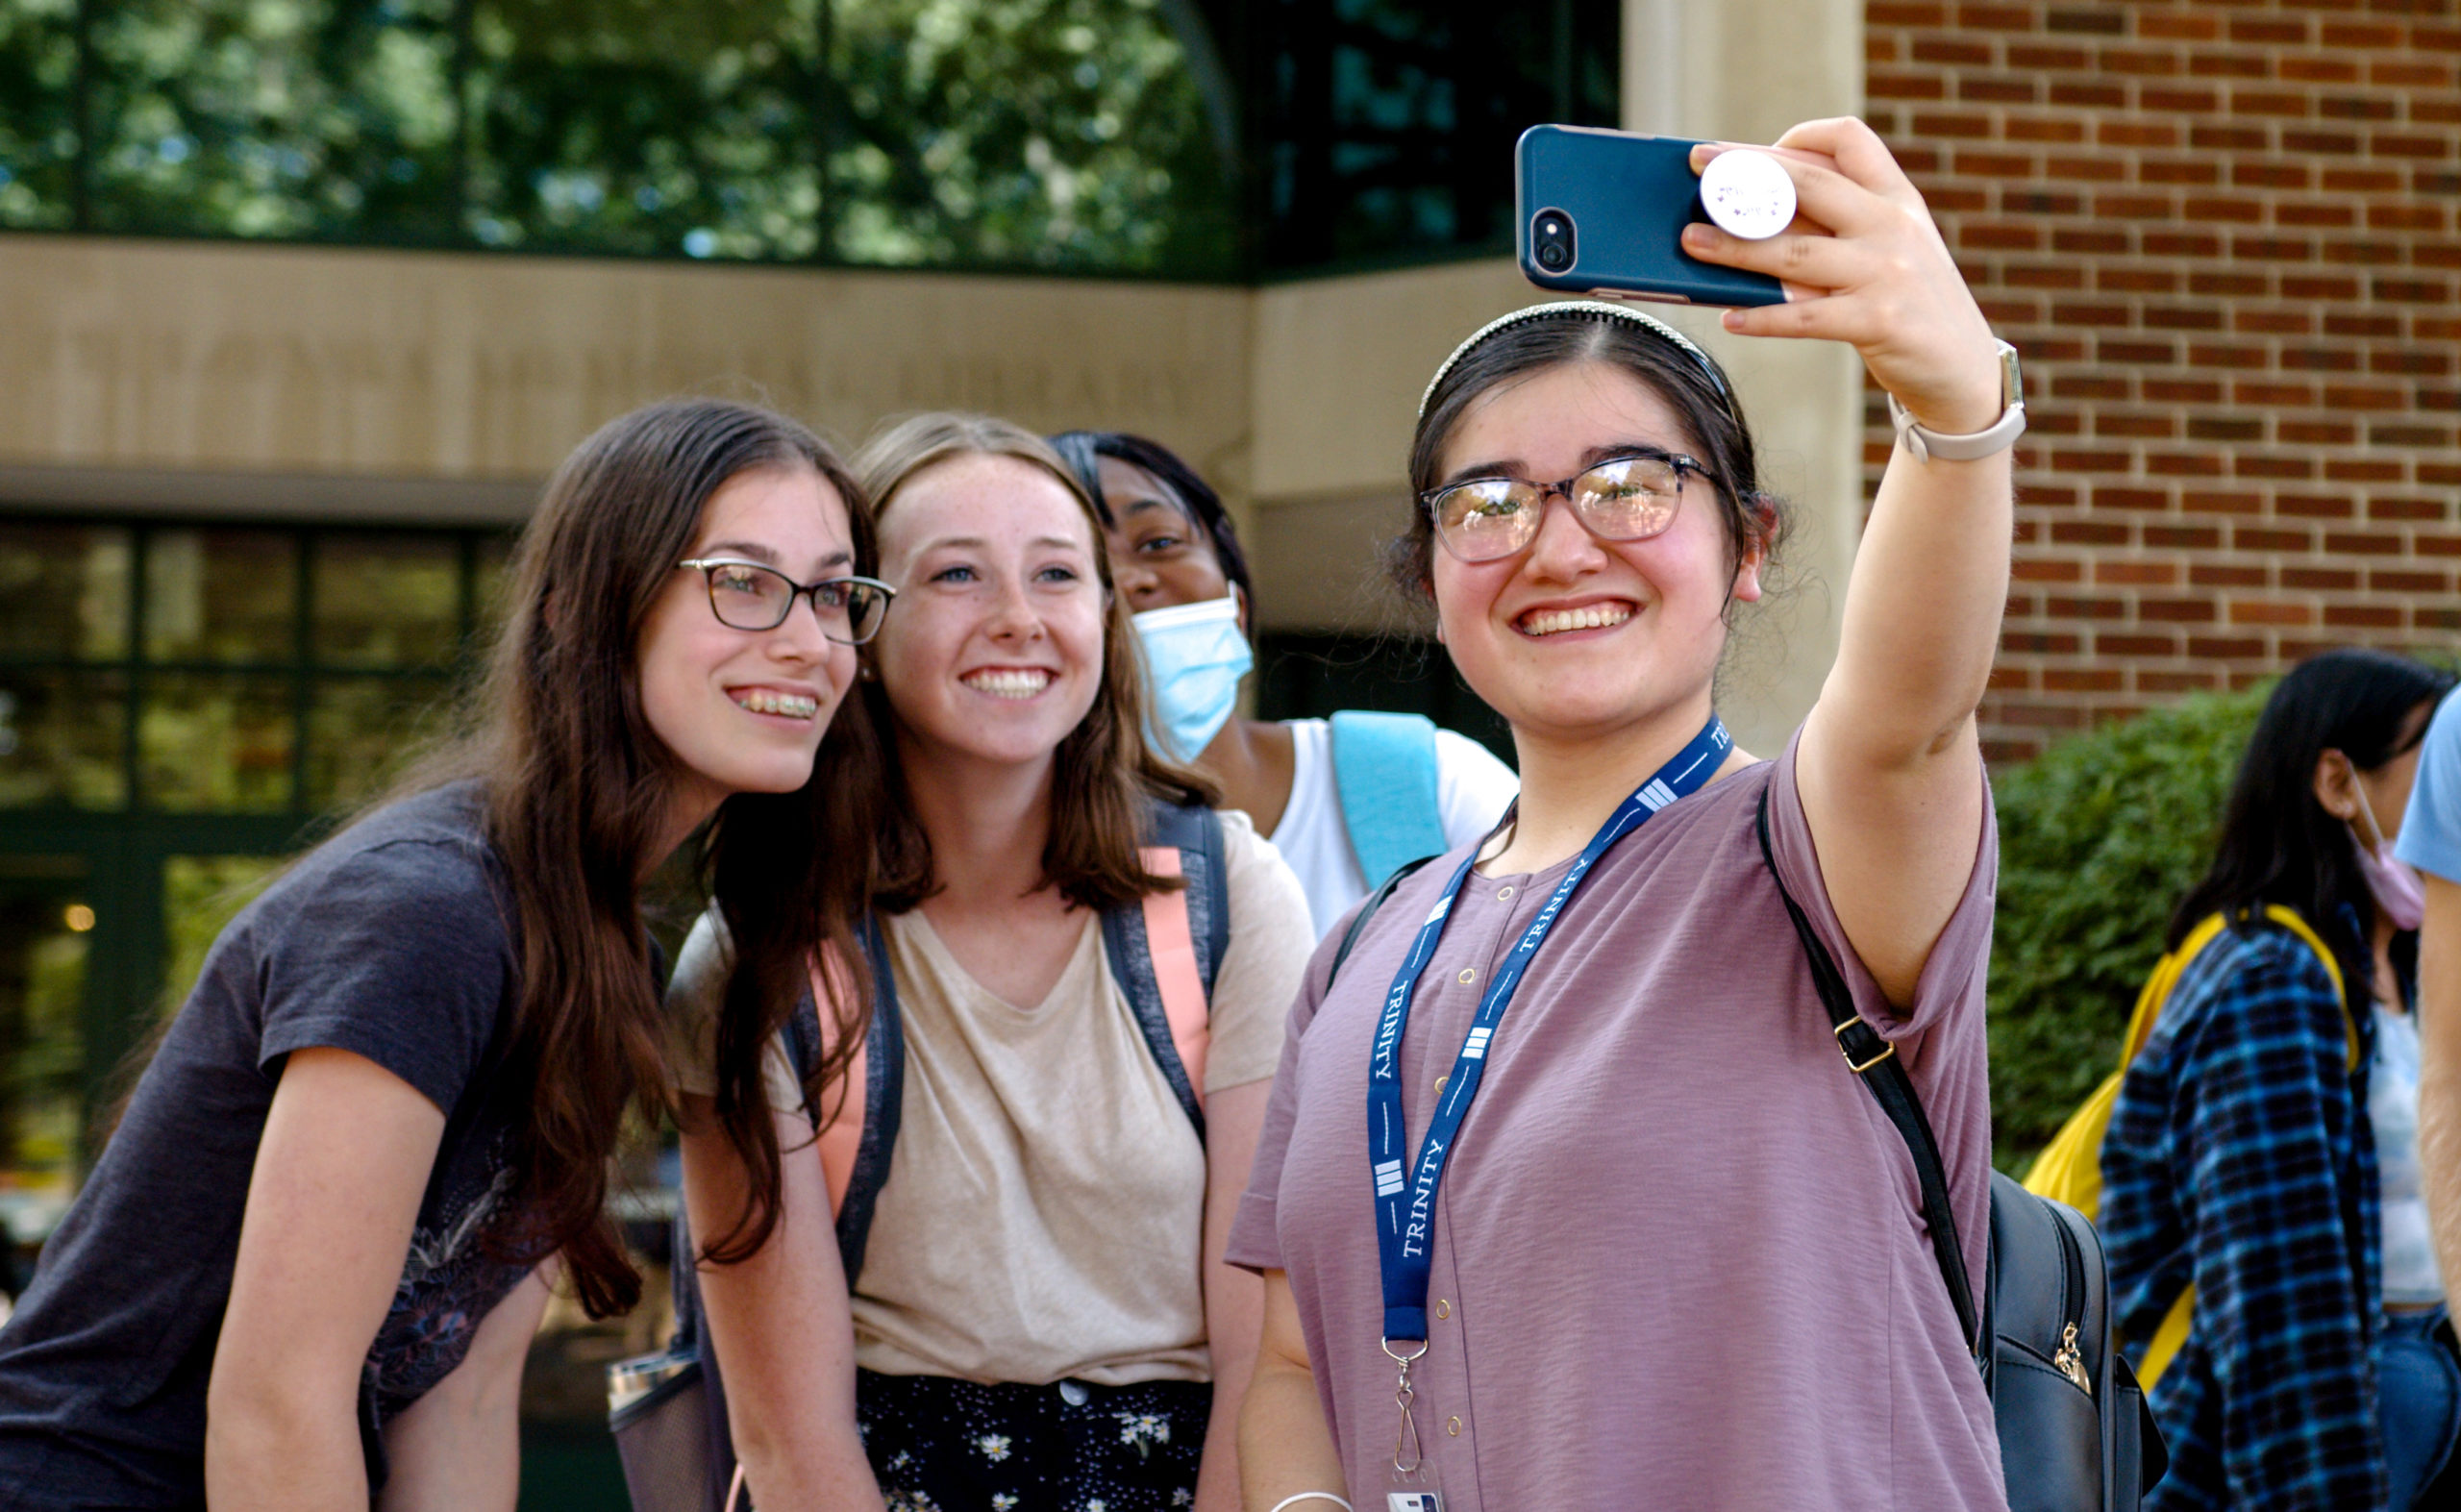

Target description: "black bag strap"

left=1753, top=785, right=1983, bottom=1360
left=1327, top=855, right=1439, bottom=985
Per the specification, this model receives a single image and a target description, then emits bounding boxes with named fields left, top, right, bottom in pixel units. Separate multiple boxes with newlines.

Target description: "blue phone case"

left=1515, top=125, right=1785, bottom=309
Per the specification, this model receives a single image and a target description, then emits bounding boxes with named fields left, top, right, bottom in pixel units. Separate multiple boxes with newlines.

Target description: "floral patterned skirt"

left=856, top=1368, right=1208, bottom=1512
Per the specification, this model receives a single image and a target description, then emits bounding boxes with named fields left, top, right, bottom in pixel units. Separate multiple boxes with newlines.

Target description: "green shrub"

left=1987, top=687, right=2268, bottom=1173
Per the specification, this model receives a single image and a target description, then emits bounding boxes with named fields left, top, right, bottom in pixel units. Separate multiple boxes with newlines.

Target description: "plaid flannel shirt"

left=2100, top=919, right=2383, bottom=1512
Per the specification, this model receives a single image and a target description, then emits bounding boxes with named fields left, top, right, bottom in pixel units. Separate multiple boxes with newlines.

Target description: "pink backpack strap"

left=805, top=947, right=865, bottom=1218
left=1139, top=845, right=1210, bottom=1108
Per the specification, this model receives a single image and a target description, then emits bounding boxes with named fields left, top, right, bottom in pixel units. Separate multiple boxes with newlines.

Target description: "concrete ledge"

left=0, top=460, right=541, bottom=525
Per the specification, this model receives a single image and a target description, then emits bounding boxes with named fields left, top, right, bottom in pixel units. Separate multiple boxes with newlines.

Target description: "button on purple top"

left=1229, top=738, right=2008, bottom=1511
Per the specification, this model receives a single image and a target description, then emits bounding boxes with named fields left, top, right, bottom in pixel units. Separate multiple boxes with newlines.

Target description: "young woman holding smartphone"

left=1234, top=119, right=2019, bottom=1511
left=670, top=414, right=1312, bottom=1511
left=0, top=398, right=885, bottom=1512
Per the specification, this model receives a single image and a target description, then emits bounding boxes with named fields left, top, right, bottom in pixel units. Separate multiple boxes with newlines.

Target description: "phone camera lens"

left=1529, top=207, right=1576, bottom=274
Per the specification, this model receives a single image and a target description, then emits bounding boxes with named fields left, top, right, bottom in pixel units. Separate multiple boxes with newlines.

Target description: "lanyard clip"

left=1382, top=1337, right=1429, bottom=1473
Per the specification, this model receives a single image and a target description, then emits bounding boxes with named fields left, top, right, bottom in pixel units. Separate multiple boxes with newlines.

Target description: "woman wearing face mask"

left=2100, top=648, right=2461, bottom=1511
left=1050, top=432, right=1519, bottom=938
left=0, top=399, right=882, bottom=1511
left=669, top=414, right=1313, bottom=1511
left=1234, top=121, right=2018, bottom=1510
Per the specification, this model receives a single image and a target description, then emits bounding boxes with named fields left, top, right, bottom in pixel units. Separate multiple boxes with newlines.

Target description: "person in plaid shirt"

left=2101, top=648, right=2458, bottom=1510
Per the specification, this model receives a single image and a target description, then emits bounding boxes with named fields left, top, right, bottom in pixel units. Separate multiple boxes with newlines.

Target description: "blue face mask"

left=1132, top=592, right=1253, bottom=762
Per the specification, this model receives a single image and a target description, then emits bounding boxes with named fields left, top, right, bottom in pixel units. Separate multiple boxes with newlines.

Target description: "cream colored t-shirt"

left=669, top=809, right=1312, bottom=1385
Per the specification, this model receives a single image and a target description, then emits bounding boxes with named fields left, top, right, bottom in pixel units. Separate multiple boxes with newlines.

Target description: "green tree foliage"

left=85, top=0, right=463, bottom=241
left=829, top=0, right=1230, bottom=273
left=1988, top=687, right=2267, bottom=1172
left=3, top=0, right=1230, bottom=272
left=0, top=0, right=75, bottom=228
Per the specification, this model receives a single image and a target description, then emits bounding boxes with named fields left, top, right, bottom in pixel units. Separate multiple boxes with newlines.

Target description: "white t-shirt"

left=1267, top=716, right=1520, bottom=938
left=2372, top=1003, right=2445, bottom=1305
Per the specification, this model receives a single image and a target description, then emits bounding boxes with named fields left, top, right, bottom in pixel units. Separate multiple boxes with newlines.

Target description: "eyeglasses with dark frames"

left=1420, top=449, right=1713, bottom=565
left=678, top=558, right=896, bottom=645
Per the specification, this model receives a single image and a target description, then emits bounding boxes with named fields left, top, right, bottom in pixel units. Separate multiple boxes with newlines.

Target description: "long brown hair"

left=854, top=412, right=1212, bottom=915
left=452, top=397, right=876, bottom=1313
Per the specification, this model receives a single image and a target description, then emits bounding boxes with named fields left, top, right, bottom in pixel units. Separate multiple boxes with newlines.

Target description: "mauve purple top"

left=1228, top=738, right=2008, bottom=1511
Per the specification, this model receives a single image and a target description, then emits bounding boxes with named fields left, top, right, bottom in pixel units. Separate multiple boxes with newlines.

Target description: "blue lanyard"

left=1369, top=714, right=1731, bottom=1345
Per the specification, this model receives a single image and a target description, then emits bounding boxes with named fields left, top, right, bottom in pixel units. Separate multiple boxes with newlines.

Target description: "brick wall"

left=1865, top=0, right=2460, bottom=760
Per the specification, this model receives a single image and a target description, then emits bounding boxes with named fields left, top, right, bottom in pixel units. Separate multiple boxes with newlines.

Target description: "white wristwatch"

left=1887, top=340, right=2026, bottom=463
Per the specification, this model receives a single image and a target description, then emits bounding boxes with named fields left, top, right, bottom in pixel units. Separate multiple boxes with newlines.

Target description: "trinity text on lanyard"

left=1364, top=715, right=1730, bottom=1471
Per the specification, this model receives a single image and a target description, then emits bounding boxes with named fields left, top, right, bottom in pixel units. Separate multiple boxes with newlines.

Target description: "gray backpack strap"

left=1102, top=799, right=1227, bottom=1136
left=774, top=916, right=904, bottom=1287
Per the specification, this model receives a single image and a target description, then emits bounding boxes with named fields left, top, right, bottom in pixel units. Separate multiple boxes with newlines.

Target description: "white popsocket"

left=1699, top=149, right=1797, bottom=240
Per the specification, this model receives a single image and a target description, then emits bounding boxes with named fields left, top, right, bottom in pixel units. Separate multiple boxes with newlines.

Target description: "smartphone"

left=1516, top=124, right=1785, bottom=308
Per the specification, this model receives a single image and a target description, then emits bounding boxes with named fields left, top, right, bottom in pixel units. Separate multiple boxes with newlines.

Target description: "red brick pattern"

left=1866, top=0, right=2461, bottom=759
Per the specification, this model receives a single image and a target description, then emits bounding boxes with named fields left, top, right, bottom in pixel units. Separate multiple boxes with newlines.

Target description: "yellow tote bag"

left=2021, top=905, right=2354, bottom=1388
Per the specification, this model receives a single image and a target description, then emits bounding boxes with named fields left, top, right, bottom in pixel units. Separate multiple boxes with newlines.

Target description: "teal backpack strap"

left=1330, top=710, right=1449, bottom=890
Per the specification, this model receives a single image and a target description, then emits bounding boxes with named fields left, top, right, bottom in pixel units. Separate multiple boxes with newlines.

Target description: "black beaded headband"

left=1417, top=299, right=1740, bottom=424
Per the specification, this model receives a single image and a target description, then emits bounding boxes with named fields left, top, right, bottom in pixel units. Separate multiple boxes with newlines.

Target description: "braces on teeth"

left=738, top=690, right=818, bottom=717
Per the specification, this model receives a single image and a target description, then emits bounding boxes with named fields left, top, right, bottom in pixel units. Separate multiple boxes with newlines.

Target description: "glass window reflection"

left=0, top=522, right=505, bottom=817
left=17, top=0, right=1255, bottom=276
left=137, top=674, right=294, bottom=812
left=0, top=525, right=133, bottom=662
left=312, top=534, right=460, bottom=670
left=161, top=855, right=284, bottom=1011
left=0, top=865, right=88, bottom=1271
left=0, top=671, right=128, bottom=809
left=0, top=0, right=78, bottom=232
left=306, top=677, right=453, bottom=809
left=144, top=531, right=297, bottom=666
left=87, top=0, right=464, bottom=245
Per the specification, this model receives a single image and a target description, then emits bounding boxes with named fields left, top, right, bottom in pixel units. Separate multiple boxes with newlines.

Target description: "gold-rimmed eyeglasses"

left=1421, top=450, right=1711, bottom=564
left=678, top=558, right=895, bottom=645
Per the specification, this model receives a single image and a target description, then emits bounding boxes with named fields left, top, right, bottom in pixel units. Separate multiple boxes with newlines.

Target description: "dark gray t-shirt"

left=0, top=783, right=536, bottom=1508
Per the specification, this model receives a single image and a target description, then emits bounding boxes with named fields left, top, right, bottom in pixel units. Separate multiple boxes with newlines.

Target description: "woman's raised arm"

left=1688, top=116, right=2012, bottom=1004
left=680, top=1100, right=886, bottom=1511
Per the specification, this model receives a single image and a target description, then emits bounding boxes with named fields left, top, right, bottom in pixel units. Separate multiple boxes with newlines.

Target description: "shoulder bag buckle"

left=1835, top=1016, right=1898, bottom=1075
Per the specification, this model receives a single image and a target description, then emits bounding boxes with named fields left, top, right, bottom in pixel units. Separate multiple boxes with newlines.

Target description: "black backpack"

left=1323, top=787, right=2168, bottom=1511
